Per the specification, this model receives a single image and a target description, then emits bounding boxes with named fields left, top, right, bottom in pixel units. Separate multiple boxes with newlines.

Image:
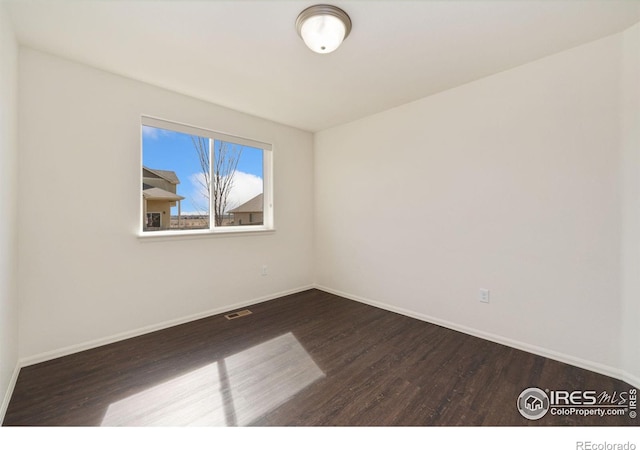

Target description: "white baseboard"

left=0, top=363, right=21, bottom=425
left=314, top=284, right=638, bottom=389
left=10, top=282, right=638, bottom=409
left=19, top=285, right=314, bottom=368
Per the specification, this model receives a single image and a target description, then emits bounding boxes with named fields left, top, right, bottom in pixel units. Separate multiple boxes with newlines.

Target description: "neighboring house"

left=142, top=167, right=185, bottom=231
left=229, top=193, right=263, bottom=226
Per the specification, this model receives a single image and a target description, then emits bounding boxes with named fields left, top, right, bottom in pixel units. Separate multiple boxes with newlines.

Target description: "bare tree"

left=191, top=137, right=242, bottom=226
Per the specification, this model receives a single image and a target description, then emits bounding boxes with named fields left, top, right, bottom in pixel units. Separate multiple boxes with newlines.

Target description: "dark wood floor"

left=3, top=289, right=637, bottom=426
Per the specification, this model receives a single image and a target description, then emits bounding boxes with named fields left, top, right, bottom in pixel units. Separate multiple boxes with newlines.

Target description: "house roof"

left=229, top=194, right=263, bottom=214
left=143, top=166, right=180, bottom=184
left=142, top=185, right=185, bottom=202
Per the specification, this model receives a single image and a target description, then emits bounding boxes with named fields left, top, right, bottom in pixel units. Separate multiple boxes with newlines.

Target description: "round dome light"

left=296, top=5, right=352, bottom=54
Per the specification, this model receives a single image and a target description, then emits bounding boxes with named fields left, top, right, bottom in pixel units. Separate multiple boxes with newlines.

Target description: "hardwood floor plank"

left=3, top=289, right=637, bottom=426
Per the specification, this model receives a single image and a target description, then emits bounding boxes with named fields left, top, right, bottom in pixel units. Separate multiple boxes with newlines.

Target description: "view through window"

left=141, top=117, right=271, bottom=233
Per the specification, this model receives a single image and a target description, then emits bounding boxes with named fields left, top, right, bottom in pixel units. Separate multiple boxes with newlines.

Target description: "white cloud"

left=142, top=126, right=172, bottom=140
left=188, top=172, right=210, bottom=214
left=186, top=170, right=263, bottom=214
left=142, top=125, right=159, bottom=139
left=227, top=171, right=263, bottom=211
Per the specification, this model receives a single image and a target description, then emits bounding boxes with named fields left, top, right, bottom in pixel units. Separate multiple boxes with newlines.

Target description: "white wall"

left=18, top=48, right=314, bottom=361
left=620, top=22, right=640, bottom=387
left=9, top=14, right=639, bottom=392
left=315, top=30, right=635, bottom=381
left=0, top=3, right=19, bottom=420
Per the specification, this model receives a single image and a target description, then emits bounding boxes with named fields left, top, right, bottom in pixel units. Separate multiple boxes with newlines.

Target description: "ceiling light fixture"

left=296, top=4, right=352, bottom=54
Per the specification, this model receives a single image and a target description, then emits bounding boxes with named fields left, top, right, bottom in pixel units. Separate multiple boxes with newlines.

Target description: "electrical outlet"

left=261, top=265, right=268, bottom=276
left=479, top=288, right=490, bottom=303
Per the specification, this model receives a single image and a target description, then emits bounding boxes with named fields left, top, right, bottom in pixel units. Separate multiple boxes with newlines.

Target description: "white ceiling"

left=6, top=0, right=640, bottom=132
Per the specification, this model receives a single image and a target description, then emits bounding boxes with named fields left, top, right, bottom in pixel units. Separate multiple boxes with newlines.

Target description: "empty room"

left=1, top=0, right=639, bottom=444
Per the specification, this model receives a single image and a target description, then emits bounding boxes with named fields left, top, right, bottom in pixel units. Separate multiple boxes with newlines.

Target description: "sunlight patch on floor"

left=101, top=332, right=324, bottom=426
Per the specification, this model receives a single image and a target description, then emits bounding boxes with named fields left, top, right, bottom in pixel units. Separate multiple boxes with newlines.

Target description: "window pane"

left=142, top=125, right=210, bottom=231
left=214, top=141, right=264, bottom=227
left=141, top=118, right=271, bottom=234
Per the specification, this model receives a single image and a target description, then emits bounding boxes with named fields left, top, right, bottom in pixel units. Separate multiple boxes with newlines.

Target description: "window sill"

left=137, top=227, right=275, bottom=242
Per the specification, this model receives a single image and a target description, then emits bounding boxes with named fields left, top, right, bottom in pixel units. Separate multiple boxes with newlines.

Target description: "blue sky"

left=143, top=125, right=264, bottom=214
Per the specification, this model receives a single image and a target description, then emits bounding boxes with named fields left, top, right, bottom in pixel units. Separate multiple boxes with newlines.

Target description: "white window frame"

left=139, top=116, right=274, bottom=238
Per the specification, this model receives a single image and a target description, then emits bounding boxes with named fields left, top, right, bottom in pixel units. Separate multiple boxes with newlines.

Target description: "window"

left=146, top=212, right=161, bottom=229
left=141, top=117, right=273, bottom=235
